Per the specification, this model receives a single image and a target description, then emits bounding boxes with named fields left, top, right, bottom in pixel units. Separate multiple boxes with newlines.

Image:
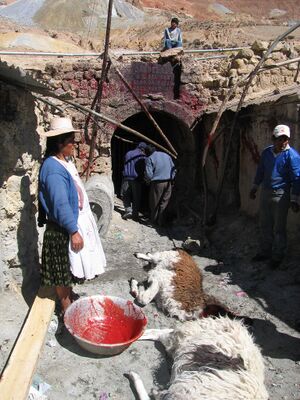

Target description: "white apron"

left=53, top=157, right=106, bottom=280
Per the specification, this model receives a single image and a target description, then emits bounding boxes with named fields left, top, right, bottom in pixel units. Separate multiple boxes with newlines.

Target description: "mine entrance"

left=111, top=110, right=196, bottom=211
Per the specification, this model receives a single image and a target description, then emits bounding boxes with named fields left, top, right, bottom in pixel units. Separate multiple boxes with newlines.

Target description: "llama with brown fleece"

left=130, top=249, right=211, bottom=321
left=130, top=249, right=246, bottom=322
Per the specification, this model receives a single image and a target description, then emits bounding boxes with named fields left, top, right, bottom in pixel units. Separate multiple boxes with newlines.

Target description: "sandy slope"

left=140, top=0, right=300, bottom=20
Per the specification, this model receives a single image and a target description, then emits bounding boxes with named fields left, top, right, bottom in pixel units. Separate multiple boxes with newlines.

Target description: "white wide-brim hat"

left=40, top=117, right=80, bottom=137
left=273, top=124, right=290, bottom=138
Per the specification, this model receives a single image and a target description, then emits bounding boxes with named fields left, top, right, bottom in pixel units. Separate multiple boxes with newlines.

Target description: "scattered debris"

left=28, top=375, right=51, bottom=400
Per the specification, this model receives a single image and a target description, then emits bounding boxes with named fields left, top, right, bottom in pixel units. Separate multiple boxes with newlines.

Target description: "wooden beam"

left=0, top=288, right=56, bottom=400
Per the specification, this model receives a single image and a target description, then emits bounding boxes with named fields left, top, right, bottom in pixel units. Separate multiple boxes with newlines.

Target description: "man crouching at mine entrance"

left=249, top=124, right=300, bottom=269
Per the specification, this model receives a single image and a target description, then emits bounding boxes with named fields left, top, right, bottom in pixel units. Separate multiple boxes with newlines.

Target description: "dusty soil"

left=1, top=199, right=299, bottom=399
left=140, top=0, right=300, bottom=21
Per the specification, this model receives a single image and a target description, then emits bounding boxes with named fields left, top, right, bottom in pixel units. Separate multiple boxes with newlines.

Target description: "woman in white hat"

left=38, top=117, right=106, bottom=313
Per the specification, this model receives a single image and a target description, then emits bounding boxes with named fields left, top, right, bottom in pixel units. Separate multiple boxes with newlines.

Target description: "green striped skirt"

left=41, top=223, right=83, bottom=287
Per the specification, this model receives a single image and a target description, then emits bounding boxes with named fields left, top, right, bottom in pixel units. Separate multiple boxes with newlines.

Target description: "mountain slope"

left=0, top=0, right=144, bottom=31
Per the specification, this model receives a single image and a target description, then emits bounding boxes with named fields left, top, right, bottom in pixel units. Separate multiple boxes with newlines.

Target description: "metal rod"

left=194, top=55, right=229, bottom=61
left=122, top=47, right=250, bottom=56
left=0, top=47, right=250, bottom=58
left=85, top=0, right=114, bottom=180
left=110, top=56, right=178, bottom=156
left=184, top=47, right=250, bottom=54
left=0, top=51, right=101, bottom=57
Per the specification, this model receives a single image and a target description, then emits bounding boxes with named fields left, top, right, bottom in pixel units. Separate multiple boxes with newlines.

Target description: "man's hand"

left=249, top=187, right=257, bottom=200
left=290, top=201, right=300, bottom=213
left=71, top=231, right=84, bottom=252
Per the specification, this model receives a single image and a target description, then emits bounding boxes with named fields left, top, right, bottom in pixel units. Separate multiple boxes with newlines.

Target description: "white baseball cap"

left=273, top=125, right=290, bottom=138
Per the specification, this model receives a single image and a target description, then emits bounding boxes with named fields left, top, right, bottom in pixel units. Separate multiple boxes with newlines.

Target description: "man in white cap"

left=249, top=124, right=300, bottom=268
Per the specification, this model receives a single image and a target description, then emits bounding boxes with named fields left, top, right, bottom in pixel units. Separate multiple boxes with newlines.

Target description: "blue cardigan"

left=39, top=157, right=79, bottom=234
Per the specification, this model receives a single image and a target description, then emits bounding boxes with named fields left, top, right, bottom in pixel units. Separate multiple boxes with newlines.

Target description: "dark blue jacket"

left=123, top=148, right=146, bottom=180
left=254, top=145, right=300, bottom=195
left=39, top=157, right=78, bottom=234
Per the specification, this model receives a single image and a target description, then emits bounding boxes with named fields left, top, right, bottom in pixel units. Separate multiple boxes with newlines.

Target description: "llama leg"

left=127, top=372, right=150, bottom=400
left=129, top=278, right=139, bottom=298
left=138, top=328, right=174, bottom=342
left=134, top=252, right=153, bottom=262
left=135, top=278, right=160, bottom=306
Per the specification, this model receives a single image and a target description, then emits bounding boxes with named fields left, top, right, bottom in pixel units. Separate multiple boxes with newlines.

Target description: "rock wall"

left=204, top=92, right=300, bottom=230
left=0, top=83, right=42, bottom=294
left=35, top=40, right=300, bottom=179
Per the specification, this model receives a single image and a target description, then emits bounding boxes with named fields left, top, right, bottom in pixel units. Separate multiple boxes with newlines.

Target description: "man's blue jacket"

left=254, top=145, right=300, bottom=196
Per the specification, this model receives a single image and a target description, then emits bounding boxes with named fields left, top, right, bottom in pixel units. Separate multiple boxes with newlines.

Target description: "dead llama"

left=130, top=249, right=229, bottom=321
left=127, top=316, right=268, bottom=400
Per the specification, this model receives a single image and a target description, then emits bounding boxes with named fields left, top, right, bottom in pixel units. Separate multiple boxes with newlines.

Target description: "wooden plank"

left=0, top=288, right=56, bottom=400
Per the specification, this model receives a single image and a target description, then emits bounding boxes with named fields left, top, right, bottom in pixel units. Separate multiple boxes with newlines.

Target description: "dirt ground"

left=1, top=201, right=300, bottom=399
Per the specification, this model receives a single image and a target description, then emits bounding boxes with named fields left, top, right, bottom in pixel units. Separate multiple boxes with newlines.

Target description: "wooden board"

left=0, top=288, right=56, bottom=400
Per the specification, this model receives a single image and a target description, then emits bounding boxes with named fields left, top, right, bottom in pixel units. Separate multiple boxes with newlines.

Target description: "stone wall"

left=0, top=82, right=43, bottom=294
left=204, top=92, right=300, bottom=231
left=35, top=40, right=300, bottom=180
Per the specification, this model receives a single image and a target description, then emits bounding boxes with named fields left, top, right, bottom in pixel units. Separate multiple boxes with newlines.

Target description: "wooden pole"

left=294, top=61, right=300, bottom=82
left=54, top=96, right=177, bottom=158
left=259, top=56, right=300, bottom=71
left=110, top=57, right=178, bottom=156
left=85, top=0, right=114, bottom=180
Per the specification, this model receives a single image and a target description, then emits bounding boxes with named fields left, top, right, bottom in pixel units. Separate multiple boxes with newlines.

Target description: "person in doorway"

left=249, top=124, right=300, bottom=269
left=122, top=142, right=147, bottom=220
left=145, top=145, right=176, bottom=226
left=38, top=117, right=106, bottom=314
left=164, top=17, right=183, bottom=50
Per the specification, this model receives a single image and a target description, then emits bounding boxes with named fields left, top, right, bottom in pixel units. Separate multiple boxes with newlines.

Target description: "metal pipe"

left=0, top=51, right=101, bottom=57
left=0, top=46, right=250, bottom=58
left=122, top=47, right=250, bottom=56
left=184, top=47, right=250, bottom=54
left=194, top=55, right=229, bottom=61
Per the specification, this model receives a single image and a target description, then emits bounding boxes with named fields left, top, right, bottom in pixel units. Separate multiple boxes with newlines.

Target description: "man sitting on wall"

left=163, top=18, right=183, bottom=50
left=249, top=124, right=300, bottom=269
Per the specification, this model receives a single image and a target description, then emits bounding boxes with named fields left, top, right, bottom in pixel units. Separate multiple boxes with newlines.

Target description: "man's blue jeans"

left=164, top=39, right=183, bottom=49
left=259, top=188, right=290, bottom=261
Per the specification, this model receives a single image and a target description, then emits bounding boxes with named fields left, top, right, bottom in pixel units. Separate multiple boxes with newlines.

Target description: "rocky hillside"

left=0, top=0, right=144, bottom=31
left=140, top=0, right=300, bottom=21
